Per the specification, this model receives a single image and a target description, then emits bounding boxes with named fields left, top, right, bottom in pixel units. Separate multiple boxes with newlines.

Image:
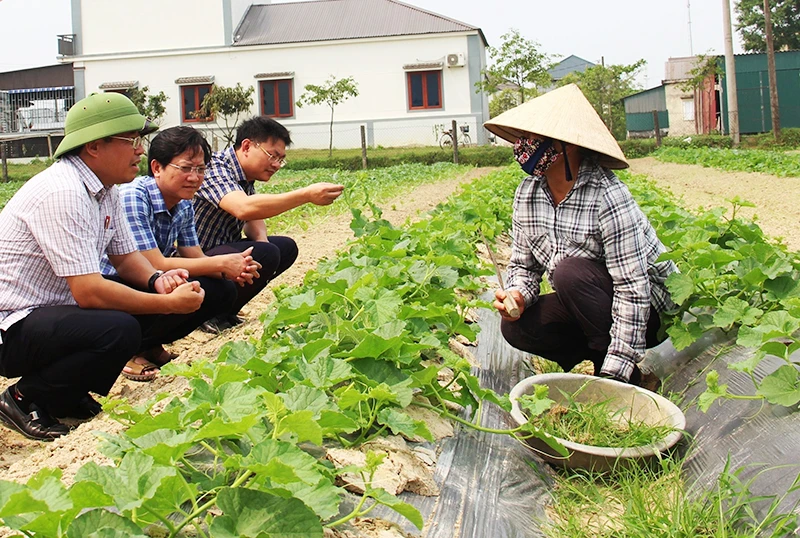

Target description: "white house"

left=60, top=0, right=490, bottom=148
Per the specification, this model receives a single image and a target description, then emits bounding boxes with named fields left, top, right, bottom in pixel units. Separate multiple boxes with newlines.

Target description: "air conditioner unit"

left=446, top=53, right=465, bottom=67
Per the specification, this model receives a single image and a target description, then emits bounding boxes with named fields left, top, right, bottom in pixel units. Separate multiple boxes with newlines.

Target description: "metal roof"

left=232, top=0, right=485, bottom=47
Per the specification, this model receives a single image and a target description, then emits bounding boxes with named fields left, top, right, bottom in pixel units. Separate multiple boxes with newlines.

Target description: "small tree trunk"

left=329, top=106, right=334, bottom=158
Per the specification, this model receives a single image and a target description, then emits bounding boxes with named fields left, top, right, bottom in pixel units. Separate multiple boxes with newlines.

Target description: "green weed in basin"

left=518, top=385, right=676, bottom=448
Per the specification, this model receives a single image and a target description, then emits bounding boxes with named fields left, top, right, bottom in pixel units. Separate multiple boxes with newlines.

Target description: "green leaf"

left=318, top=410, right=359, bottom=435
left=209, top=487, right=324, bottom=538
left=377, top=407, right=433, bottom=441
left=292, top=356, right=353, bottom=389
left=728, top=350, right=766, bottom=375
left=665, top=272, right=694, bottom=304
left=66, top=509, right=148, bottom=538
left=368, top=488, right=424, bottom=530
left=757, top=365, right=800, bottom=407
left=278, top=410, right=323, bottom=445
left=698, top=370, right=728, bottom=412
left=74, top=452, right=176, bottom=512
left=218, top=341, right=259, bottom=366
left=765, top=276, right=800, bottom=300
left=281, top=385, right=334, bottom=415
left=517, top=385, right=555, bottom=418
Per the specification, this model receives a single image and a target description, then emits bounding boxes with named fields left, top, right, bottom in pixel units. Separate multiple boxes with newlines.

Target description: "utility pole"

left=721, top=0, right=740, bottom=145
left=764, top=0, right=781, bottom=141
left=688, top=0, right=694, bottom=55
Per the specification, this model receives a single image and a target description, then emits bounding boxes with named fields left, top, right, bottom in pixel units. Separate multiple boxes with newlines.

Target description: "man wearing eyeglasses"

left=0, top=93, right=205, bottom=441
left=193, top=116, right=344, bottom=333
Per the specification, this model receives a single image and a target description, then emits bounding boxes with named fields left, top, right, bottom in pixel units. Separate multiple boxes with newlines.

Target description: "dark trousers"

left=500, top=257, right=664, bottom=375
left=0, top=274, right=236, bottom=408
left=205, top=236, right=298, bottom=315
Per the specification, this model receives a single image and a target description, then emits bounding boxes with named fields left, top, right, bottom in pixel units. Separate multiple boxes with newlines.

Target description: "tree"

left=736, top=0, right=800, bottom=52
left=196, top=83, right=255, bottom=148
left=476, top=29, right=551, bottom=105
left=489, top=88, right=530, bottom=118
left=296, top=75, right=359, bottom=157
left=559, top=59, right=645, bottom=140
left=677, top=53, right=723, bottom=93
left=128, top=86, right=168, bottom=125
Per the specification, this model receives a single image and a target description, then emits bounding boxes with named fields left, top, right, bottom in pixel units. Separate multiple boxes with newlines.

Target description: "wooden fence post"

left=1, top=142, right=8, bottom=183
left=451, top=119, right=459, bottom=164
left=652, top=110, right=662, bottom=147
left=360, top=125, right=368, bottom=170
left=46, top=134, right=54, bottom=159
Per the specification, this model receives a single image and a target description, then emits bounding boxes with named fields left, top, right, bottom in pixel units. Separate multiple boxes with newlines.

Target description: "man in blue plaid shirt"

left=193, top=116, right=344, bottom=333
left=484, top=85, right=677, bottom=385
left=104, top=126, right=262, bottom=380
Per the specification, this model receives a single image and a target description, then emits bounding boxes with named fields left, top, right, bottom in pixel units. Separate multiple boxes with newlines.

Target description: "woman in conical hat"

left=484, top=84, right=677, bottom=385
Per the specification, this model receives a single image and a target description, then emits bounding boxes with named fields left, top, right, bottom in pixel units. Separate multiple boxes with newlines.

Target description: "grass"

left=543, top=457, right=800, bottom=537
left=255, top=162, right=472, bottom=233
left=522, top=392, right=677, bottom=448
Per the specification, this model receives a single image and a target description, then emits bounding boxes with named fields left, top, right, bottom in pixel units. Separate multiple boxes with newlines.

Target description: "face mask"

left=514, top=138, right=560, bottom=176
left=514, top=137, right=574, bottom=181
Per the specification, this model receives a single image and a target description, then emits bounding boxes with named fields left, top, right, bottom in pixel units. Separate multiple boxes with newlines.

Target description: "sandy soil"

left=0, top=167, right=492, bottom=486
left=629, top=157, right=800, bottom=251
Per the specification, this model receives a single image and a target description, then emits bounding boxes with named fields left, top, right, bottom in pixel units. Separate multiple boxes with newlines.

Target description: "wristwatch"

left=147, top=270, right=165, bottom=292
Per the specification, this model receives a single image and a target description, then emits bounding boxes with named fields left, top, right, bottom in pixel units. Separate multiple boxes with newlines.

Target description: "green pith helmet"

left=54, top=92, right=159, bottom=159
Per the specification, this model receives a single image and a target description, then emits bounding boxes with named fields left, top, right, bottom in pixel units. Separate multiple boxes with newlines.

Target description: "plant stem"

left=414, top=400, right=521, bottom=435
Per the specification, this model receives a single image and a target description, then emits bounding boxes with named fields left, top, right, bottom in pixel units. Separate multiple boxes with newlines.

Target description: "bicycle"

left=439, top=124, right=472, bottom=149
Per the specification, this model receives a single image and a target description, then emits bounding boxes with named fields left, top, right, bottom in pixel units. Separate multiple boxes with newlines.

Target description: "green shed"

left=720, top=50, right=800, bottom=134
left=622, top=86, right=669, bottom=135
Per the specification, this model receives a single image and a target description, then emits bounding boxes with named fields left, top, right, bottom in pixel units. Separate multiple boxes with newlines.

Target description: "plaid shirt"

left=0, top=156, right=138, bottom=341
left=193, top=147, right=254, bottom=250
left=101, top=175, right=199, bottom=275
left=507, top=159, right=677, bottom=380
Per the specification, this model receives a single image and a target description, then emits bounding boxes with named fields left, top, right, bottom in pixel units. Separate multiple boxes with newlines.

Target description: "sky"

left=0, top=0, right=745, bottom=89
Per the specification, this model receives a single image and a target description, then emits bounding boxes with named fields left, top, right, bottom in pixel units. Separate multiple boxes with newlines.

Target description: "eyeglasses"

left=255, top=143, right=287, bottom=168
left=167, top=163, right=207, bottom=176
left=111, top=135, right=144, bottom=148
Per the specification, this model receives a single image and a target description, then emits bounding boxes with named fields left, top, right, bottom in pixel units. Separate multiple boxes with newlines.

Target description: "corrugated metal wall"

left=720, top=51, right=800, bottom=134
left=624, top=86, right=669, bottom=132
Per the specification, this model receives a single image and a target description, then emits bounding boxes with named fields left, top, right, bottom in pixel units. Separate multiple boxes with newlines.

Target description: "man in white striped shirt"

left=0, top=93, right=205, bottom=441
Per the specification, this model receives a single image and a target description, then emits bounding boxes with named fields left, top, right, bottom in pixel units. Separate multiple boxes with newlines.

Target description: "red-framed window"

left=407, top=70, right=442, bottom=110
left=181, top=84, right=213, bottom=122
left=260, top=79, right=294, bottom=118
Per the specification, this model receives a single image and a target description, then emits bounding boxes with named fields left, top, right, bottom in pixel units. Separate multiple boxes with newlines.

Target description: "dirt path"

left=0, top=167, right=494, bottom=487
left=629, top=157, right=800, bottom=251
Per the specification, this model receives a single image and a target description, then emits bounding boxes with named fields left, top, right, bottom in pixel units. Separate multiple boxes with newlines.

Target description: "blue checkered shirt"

left=193, top=147, right=254, bottom=250
left=506, top=159, right=677, bottom=381
left=100, top=175, right=199, bottom=275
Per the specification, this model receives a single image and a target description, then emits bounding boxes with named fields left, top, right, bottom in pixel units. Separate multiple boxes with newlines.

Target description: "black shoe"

left=227, top=314, right=244, bottom=327
left=201, top=316, right=232, bottom=334
left=201, top=315, right=233, bottom=334
left=49, top=394, right=103, bottom=420
left=0, top=388, right=70, bottom=441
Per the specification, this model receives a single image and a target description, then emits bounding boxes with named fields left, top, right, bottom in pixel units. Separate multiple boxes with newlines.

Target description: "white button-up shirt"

left=0, top=156, right=138, bottom=341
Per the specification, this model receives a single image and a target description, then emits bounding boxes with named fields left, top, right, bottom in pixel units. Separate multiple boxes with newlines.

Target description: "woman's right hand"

left=493, top=289, right=524, bottom=321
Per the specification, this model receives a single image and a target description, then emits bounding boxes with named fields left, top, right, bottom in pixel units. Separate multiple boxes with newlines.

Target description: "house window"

left=682, top=99, right=695, bottom=121
left=260, top=79, right=294, bottom=118
left=181, top=84, right=213, bottom=122
left=407, top=70, right=442, bottom=110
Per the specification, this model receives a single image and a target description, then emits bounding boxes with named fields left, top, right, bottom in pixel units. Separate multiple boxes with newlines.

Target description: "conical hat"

left=484, top=83, right=628, bottom=169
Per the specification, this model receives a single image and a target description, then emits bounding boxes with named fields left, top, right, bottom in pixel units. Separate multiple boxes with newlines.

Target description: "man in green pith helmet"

left=0, top=93, right=210, bottom=441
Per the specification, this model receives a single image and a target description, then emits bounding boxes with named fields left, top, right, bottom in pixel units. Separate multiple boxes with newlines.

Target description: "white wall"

left=665, top=83, right=696, bottom=137
left=79, top=0, right=226, bottom=55
left=77, top=33, right=483, bottom=148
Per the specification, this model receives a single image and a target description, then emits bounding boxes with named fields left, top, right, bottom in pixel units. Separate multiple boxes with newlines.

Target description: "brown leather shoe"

left=0, top=388, right=70, bottom=441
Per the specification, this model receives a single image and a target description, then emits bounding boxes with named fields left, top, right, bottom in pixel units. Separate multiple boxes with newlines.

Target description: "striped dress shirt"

left=0, top=156, right=138, bottom=341
left=193, top=147, right=254, bottom=251
left=101, top=175, right=198, bottom=275
left=506, top=158, right=677, bottom=380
